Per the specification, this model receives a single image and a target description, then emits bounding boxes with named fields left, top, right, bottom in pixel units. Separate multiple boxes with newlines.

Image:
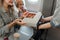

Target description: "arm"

left=41, top=16, right=53, bottom=22
left=38, top=22, right=51, bottom=29
left=6, top=21, right=16, bottom=29
left=0, top=19, right=14, bottom=35
left=0, top=24, right=14, bottom=34
left=44, top=16, right=53, bottom=21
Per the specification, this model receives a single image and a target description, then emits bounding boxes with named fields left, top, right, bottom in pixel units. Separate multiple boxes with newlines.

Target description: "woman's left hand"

left=22, top=11, right=29, bottom=18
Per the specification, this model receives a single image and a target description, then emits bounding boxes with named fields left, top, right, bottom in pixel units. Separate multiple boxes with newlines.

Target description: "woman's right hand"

left=13, top=19, right=26, bottom=25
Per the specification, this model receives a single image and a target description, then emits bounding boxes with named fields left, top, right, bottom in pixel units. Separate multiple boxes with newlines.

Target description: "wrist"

left=7, top=21, right=16, bottom=29
left=12, top=21, right=16, bottom=25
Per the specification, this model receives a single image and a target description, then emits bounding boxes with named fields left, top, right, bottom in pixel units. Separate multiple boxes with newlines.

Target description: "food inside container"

left=26, top=13, right=36, bottom=18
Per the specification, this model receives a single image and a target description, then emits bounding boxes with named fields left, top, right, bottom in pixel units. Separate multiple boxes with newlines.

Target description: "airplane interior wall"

left=42, top=0, right=54, bottom=17
left=24, top=0, right=43, bottom=12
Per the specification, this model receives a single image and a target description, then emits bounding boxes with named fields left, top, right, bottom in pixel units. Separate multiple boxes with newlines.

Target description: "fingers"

left=15, top=18, right=22, bottom=21
left=22, top=11, right=29, bottom=17
left=24, top=11, right=29, bottom=15
left=15, top=19, right=26, bottom=25
left=17, top=21, right=26, bottom=25
left=20, top=20, right=26, bottom=25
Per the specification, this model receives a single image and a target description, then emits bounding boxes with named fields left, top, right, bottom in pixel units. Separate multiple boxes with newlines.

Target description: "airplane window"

left=28, top=0, right=38, bottom=4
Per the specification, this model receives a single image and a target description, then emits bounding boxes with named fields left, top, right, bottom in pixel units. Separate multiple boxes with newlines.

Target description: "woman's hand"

left=7, top=19, right=26, bottom=29
left=40, top=18, right=46, bottom=23
left=22, top=11, right=29, bottom=18
left=16, top=19, right=26, bottom=25
left=13, top=19, right=26, bottom=25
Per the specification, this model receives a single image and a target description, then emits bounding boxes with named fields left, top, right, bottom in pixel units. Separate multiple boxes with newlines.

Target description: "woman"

left=0, top=0, right=26, bottom=38
left=16, top=0, right=27, bottom=17
left=16, top=0, right=26, bottom=13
